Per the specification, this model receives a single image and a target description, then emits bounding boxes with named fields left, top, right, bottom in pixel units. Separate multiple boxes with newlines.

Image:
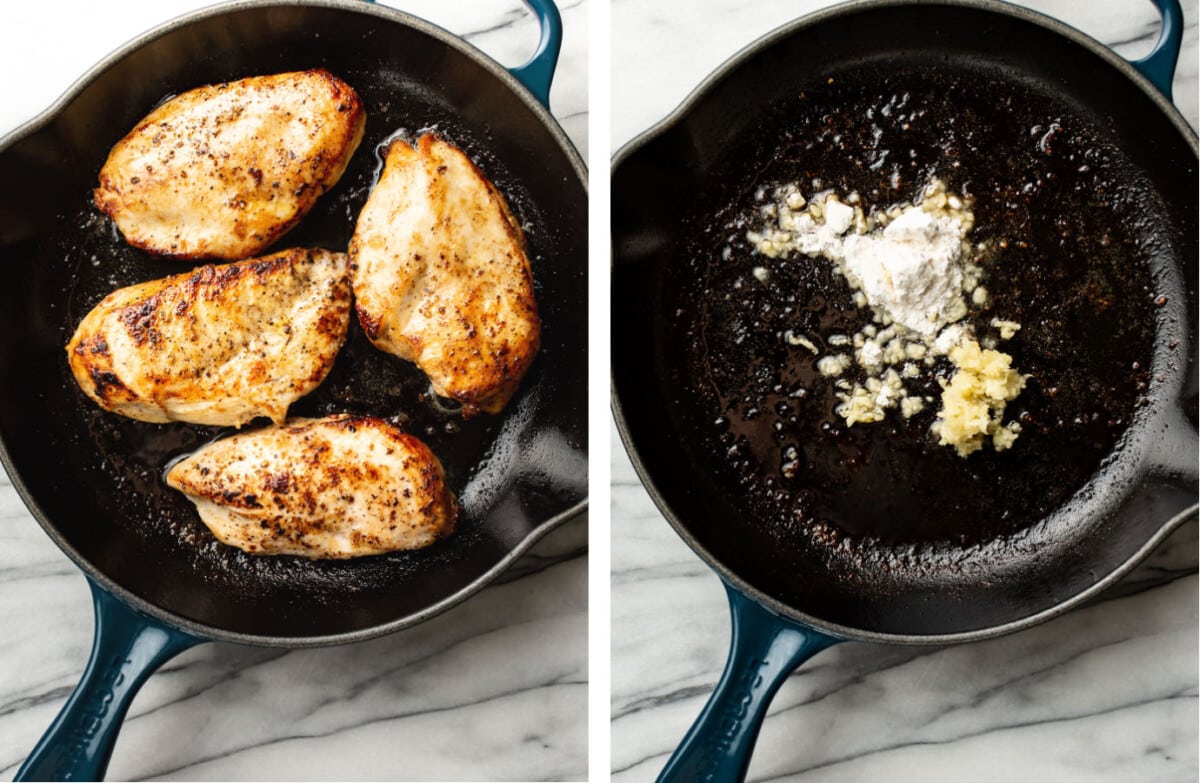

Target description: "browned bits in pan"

left=670, top=66, right=1157, bottom=550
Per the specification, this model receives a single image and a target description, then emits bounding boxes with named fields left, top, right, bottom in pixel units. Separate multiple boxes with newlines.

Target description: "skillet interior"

left=0, top=3, right=587, bottom=639
left=613, top=2, right=1197, bottom=637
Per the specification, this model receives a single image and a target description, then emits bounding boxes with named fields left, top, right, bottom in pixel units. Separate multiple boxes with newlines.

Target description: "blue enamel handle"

left=15, top=579, right=204, bottom=782
left=658, top=584, right=840, bottom=782
left=1130, top=0, right=1183, bottom=99
left=359, top=1, right=562, bottom=109
left=508, top=0, right=563, bottom=109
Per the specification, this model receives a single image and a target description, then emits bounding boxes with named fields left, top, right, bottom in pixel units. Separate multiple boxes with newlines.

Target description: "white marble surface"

left=611, top=1, right=1199, bottom=781
left=0, top=1, right=587, bottom=781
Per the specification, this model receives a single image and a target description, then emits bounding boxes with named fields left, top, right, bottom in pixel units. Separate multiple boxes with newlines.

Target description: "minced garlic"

left=934, top=339, right=1026, bottom=457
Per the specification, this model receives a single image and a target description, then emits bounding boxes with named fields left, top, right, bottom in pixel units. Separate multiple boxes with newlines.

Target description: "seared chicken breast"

left=166, top=415, right=457, bottom=558
left=66, top=248, right=350, bottom=427
left=94, top=69, right=365, bottom=259
left=349, top=134, right=540, bottom=415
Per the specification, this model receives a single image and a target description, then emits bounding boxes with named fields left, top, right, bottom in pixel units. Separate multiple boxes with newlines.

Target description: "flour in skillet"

left=750, top=180, right=976, bottom=335
left=747, top=179, right=1027, bottom=457
left=842, top=206, right=970, bottom=335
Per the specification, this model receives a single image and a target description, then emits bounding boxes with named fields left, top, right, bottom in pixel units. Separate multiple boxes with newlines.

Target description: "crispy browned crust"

left=94, top=69, right=366, bottom=260
left=348, top=133, right=541, bottom=416
left=65, top=248, right=351, bottom=426
left=165, top=415, right=457, bottom=557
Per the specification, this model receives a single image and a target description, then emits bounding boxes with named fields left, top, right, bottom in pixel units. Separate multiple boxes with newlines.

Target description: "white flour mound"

left=841, top=207, right=968, bottom=336
left=758, top=193, right=972, bottom=337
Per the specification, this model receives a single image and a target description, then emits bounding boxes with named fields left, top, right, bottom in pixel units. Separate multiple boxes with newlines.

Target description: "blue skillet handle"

left=508, top=0, right=563, bottom=109
left=357, top=1, right=562, bottom=109
left=15, top=579, right=204, bottom=781
left=658, top=583, right=840, bottom=782
left=355, top=0, right=561, bottom=108
left=1130, top=0, right=1183, bottom=100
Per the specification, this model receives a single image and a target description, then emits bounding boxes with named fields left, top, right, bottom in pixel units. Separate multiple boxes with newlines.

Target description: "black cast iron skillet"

left=0, top=1, right=587, bottom=778
left=612, top=0, right=1196, bottom=779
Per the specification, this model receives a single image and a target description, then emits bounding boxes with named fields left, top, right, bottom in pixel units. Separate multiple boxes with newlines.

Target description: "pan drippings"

left=671, top=66, right=1160, bottom=549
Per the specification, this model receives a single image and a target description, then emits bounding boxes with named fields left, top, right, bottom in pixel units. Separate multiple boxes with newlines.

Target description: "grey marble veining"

left=611, top=1, right=1198, bottom=781
left=0, top=2, right=587, bottom=781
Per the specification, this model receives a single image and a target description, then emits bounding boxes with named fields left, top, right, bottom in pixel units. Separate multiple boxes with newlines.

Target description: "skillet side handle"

left=658, top=584, right=840, bottom=783
left=509, top=0, right=564, bottom=109
left=1130, top=0, right=1183, bottom=100
left=1150, top=404, right=1199, bottom=483
left=16, top=579, right=203, bottom=782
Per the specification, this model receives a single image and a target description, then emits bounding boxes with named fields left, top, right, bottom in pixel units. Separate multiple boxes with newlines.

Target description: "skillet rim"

left=0, top=0, right=589, bottom=648
left=612, top=0, right=1200, bottom=171
left=610, top=0, right=1198, bottom=645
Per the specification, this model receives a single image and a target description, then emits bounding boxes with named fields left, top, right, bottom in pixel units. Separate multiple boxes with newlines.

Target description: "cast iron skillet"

left=0, top=1, right=586, bottom=779
left=612, top=0, right=1196, bottom=779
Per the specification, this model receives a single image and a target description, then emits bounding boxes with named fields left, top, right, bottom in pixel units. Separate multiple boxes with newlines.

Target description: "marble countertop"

left=611, top=1, right=1198, bottom=781
left=0, top=2, right=587, bottom=781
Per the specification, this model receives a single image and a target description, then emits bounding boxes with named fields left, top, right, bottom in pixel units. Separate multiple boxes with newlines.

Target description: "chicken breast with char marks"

left=94, top=69, right=365, bottom=259
left=166, top=415, right=457, bottom=558
left=349, top=134, right=540, bottom=415
left=66, top=248, right=350, bottom=427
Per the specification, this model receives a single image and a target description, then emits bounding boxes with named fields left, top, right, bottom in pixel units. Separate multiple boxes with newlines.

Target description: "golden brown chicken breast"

left=166, top=415, right=457, bottom=558
left=94, top=69, right=365, bottom=259
left=66, top=248, right=350, bottom=427
left=348, top=134, right=540, bottom=415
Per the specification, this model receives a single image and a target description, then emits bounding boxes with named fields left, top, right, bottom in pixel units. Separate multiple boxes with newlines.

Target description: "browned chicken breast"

left=349, top=134, right=540, bottom=415
left=94, top=69, right=365, bottom=259
left=166, top=415, right=457, bottom=558
left=66, top=248, right=350, bottom=427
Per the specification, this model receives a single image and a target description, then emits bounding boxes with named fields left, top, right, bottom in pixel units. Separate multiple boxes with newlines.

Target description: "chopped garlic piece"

left=992, top=421, right=1022, bottom=450
left=991, top=318, right=1021, bottom=340
left=784, top=331, right=819, bottom=354
left=817, top=354, right=852, bottom=377
left=839, top=387, right=883, bottom=425
left=882, top=338, right=907, bottom=365
left=858, top=340, right=883, bottom=369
